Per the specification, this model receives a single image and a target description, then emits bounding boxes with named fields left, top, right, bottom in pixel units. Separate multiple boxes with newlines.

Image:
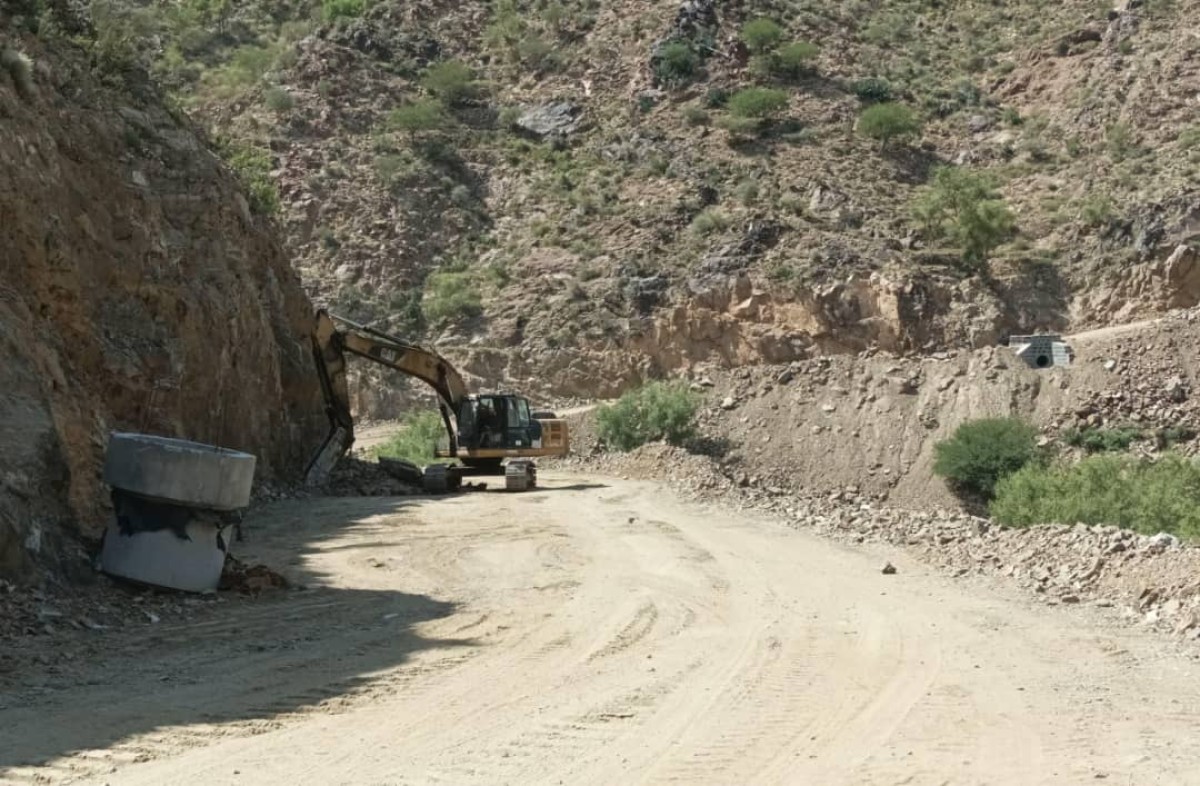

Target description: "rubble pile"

left=1048, top=327, right=1200, bottom=445
left=323, top=457, right=423, bottom=497
left=220, top=557, right=290, bottom=595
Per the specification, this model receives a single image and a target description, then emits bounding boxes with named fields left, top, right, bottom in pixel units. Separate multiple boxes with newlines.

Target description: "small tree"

left=422, top=270, right=482, bottom=325
left=933, top=417, right=1040, bottom=500
left=421, top=60, right=477, bottom=105
left=766, top=41, right=818, bottom=80
left=741, top=18, right=785, bottom=54
left=912, top=166, right=1015, bottom=266
left=656, top=40, right=699, bottom=85
left=858, top=102, right=922, bottom=149
left=727, top=87, right=788, bottom=119
left=852, top=77, right=893, bottom=104
left=387, top=99, right=447, bottom=132
left=596, top=381, right=700, bottom=451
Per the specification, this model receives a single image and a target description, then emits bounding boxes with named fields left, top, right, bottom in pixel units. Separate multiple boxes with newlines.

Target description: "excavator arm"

left=304, top=310, right=469, bottom=486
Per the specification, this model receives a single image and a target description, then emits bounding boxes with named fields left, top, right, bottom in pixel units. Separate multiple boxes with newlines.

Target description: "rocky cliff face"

left=0, top=27, right=324, bottom=580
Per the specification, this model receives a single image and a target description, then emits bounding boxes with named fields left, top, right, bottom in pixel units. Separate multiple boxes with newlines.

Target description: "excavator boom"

left=305, top=310, right=467, bottom=485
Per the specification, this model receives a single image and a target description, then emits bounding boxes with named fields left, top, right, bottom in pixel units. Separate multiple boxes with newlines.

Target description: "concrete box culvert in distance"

left=103, top=432, right=257, bottom=511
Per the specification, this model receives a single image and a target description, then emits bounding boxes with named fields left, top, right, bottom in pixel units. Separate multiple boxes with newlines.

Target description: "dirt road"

left=3, top=476, right=1200, bottom=785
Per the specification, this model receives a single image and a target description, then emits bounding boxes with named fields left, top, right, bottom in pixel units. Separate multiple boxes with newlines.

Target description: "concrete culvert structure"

left=103, top=433, right=257, bottom=511
left=1008, top=335, right=1073, bottom=369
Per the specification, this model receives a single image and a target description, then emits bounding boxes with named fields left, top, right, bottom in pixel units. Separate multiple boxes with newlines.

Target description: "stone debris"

left=219, top=557, right=289, bottom=595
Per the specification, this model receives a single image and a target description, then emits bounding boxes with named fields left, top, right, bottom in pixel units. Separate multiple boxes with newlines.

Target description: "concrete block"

left=99, top=519, right=227, bottom=592
left=104, top=433, right=256, bottom=510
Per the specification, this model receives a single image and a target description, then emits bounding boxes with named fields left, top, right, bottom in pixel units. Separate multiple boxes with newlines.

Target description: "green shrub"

left=1, top=48, right=34, bottom=99
left=991, top=454, right=1200, bottom=538
left=90, top=0, right=156, bottom=75
left=912, top=166, right=1015, bottom=266
left=852, top=77, right=892, bottom=104
left=1079, top=193, right=1114, bottom=228
left=741, top=18, right=785, bottom=54
left=704, top=87, right=730, bottom=108
left=690, top=208, right=730, bottom=235
left=656, top=40, right=699, bottom=85
left=422, top=270, right=482, bottom=325
left=735, top=179, right=759, bottom=204
left=1062, top=425, right=1141, bottom=453
left=1105, top=122, right=1135, bottom=161
left=322, top=0, right=367, bottom=21
left=263, top=86, right=294, bottom=112
left=374, top=153, right=412, bottom=186
left=858, top=102, right=922, bottom=148
left=727, top=87, right=788, bottom=119
left=518, top=34, right=560, bottom=70
left=715, top=115, right=762, bottom=136
left=767, top=41, right=818, bottom=80
left=1178, top=126, right=1200, bottom=149
left=220, top=143, right=280, bottom=215
left=387, top=99, right=446, bottom=131
left=596, top=381, right=700, bottom=451
left=421, top=60, right=477, bottom=105
left=933, top=417, right=1040, bottom=499
left=681, top=105, right=709, bottom=126
left=371, top=411, right=446, bottom=465
left=497, top=105, right=521, bottom=129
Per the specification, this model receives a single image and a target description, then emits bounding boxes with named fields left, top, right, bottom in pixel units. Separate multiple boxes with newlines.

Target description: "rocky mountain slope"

left=101, top=0, right=1200, bottom=411
left=0, top=13, right=325, bottom=580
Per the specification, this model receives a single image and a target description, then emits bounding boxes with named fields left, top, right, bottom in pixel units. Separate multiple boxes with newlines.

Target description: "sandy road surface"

left=3, top=476, right=1200, bottom=785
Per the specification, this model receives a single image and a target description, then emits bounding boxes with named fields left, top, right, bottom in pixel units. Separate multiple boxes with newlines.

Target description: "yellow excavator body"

left=306, top=310, right=569, bottom=489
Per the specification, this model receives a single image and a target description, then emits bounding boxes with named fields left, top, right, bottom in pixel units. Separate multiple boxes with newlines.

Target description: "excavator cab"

left=458, top=394, right=540, bottom=451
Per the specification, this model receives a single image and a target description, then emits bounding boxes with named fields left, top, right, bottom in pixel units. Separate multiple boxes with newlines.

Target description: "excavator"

left=304, top=310, right=569, bottom=492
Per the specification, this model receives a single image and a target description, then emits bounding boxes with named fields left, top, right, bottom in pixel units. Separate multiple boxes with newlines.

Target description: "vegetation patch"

left=421, top=60, right=478, bottom=105
left=656, top=40, right=700, bottom=86
left=422, top=268, right=483, bottom=325
left=371, top=411, right=446, bottom=465
left=1062, top=425, right=1141, bottom=453
left=991, top=454, right=1200, bottom=538
left=218, top=142, right=280, bottom=215
left=741, top=18, right=785, bottom=54
left=387, top=99, right=448, bottom=132
left=323, top=0, right=368, bottom=21
left=597, top=381, right=700, bottom=451
left=912, top=166, right=1015, bottom=267
left=858, top=102, right=922, bottom=149
left=1, top=48, right=34, bottom=99
left=690, top=208, right=730, bottom=235
left=851, top=77, right=892, bottom=104
left=727, top=87, right=788, bottom=119
left=933, top=417, right=1040, bottom=500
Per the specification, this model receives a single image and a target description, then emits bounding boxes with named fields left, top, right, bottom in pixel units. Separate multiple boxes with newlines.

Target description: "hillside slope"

left=109, top=0, right=1200, bottom=409
left=0, top=15, right=325, bottom=579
